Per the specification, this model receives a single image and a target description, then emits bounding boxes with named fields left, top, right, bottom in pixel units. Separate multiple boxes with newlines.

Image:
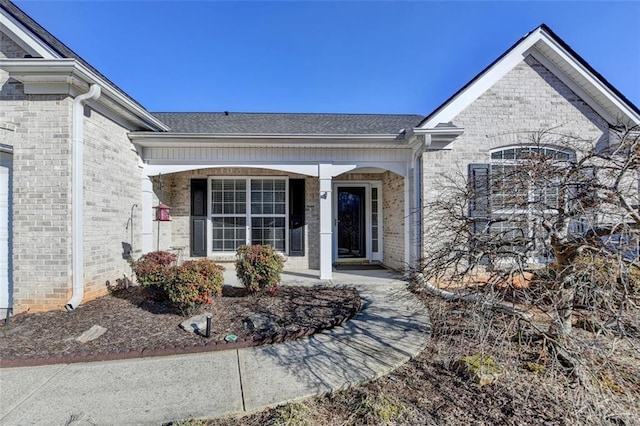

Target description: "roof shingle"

left=150, top=112, right=424, bottom=135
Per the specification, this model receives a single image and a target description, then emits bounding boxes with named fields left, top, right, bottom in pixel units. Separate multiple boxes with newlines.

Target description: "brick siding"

left=421, top=55, right=609, bottom=260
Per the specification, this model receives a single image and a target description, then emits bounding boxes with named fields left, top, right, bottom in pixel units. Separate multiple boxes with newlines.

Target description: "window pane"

left=211, top=216, right=246, bottom=252
left=211, top=178, right=285, bottom=252
left=251, top=216, right=286, bottom=250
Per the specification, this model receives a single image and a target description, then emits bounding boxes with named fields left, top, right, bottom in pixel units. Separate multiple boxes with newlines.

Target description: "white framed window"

left=209, top=177, right=288, bottom=253
left=487, top=146, right=575, bottom=259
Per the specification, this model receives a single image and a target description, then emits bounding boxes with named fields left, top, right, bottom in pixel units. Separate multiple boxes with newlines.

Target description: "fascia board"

left=421, top=27, right=640, bottom=130
left=130, top=133, right=408, bottom=149
left=0, top=11, right=58, bottom=58
left=413, top=127, right=464, bottom=136
left=536, top=32, right=640, bottom=125
left=129, top=132, right=400, bottom=140
left=0, top=58, right=169, bottom=131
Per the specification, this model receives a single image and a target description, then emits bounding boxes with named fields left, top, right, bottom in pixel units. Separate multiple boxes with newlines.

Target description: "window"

left=470, top=146, right=575, bottom=261
left=371, top=187, right=379, bottom=253
left=210, top=178, right=287, bottom=252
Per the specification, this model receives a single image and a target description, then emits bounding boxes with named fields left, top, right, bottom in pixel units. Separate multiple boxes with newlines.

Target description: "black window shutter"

left=468, top=164, right=491, bottom=265
left=289, top=179, right=305, bottom=256
left=191, top=179, right=207, bottom=257
left=468, top=163, right=490, bottom=218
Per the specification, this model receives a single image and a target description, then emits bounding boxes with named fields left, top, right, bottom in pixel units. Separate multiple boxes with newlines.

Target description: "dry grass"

left=177, top=284, right=640, bottom=426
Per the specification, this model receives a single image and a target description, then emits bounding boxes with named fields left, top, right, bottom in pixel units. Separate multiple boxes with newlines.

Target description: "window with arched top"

left=469, top=146, right=576, bottom=261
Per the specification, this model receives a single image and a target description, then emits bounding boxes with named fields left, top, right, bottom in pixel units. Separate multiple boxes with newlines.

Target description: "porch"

left=141, top=163, right=416, bottom=279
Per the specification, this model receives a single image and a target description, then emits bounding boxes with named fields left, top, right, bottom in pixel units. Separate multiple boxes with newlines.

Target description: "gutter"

left=129, top=133, right=409, bottom=149
left=66, top=83, right=101, bottom=311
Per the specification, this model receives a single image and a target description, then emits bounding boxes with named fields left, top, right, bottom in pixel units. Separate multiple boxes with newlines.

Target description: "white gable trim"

left=534, top=31, right=640, bottom=125
left=420, top=27, right=640, bottom=129
left=419, top=29, right=543, bottom=129
left=0, top=9, right=58, bottom=58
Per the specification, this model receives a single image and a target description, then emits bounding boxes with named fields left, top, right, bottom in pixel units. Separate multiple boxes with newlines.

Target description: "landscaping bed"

left=196, top=288, right=640, bottom=426
left=0, top=285, right=361, bottom=368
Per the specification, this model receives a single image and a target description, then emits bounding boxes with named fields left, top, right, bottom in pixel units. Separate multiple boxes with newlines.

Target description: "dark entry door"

left=337, top=186, right=366, bottom=258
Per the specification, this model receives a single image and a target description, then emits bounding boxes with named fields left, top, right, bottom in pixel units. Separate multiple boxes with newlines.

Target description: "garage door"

left=0, top=151, right=12, bottom=312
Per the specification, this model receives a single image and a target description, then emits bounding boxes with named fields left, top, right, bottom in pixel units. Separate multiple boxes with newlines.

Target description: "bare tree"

left=417, top=124, right=640, bottom=353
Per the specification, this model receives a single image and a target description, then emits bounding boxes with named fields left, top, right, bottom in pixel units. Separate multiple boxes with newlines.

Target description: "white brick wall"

left=381, top=171, right=405, bottom=270
left=421, top=55, right=609, bottom=260
left=157, top=168, right=319, bottom=269
left=83, top=108, right=142, bottom=302
left=1, top=30, right=144, bottom=311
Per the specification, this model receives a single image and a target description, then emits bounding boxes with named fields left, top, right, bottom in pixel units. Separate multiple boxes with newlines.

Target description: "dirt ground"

left=200, top=289, right=640, bottom=426
left=0, top=285, right=360, bottom=363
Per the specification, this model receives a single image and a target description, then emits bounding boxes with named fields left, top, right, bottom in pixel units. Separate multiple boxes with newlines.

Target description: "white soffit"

left=420, top=27, right=640, bottom=129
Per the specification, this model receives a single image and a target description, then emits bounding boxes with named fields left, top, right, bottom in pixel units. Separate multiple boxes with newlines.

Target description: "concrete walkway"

left=0, top=269, right=430, bottom=425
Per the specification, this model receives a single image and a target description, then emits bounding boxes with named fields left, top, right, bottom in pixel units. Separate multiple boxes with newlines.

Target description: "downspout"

left=413, top=134, right=430, bottom=270
left=66, top=84, right=101, bottom=311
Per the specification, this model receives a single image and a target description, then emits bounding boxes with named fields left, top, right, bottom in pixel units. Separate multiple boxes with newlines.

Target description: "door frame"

left=332, top=181, right=382, bottom=263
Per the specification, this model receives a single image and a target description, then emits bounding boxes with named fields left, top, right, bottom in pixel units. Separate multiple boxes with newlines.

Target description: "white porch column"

left=404, top=170, right=412, bottom=273
left=141, top=174, right=154, bottom=254
left=319, top=164, right=333, bottom=280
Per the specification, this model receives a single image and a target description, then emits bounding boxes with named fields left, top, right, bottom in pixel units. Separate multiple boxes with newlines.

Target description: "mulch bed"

left=0, top=285, right=361, bottom=368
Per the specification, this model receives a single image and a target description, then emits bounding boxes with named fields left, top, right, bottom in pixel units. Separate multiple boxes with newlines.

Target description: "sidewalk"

left=0, top=269, right=430, bottom=425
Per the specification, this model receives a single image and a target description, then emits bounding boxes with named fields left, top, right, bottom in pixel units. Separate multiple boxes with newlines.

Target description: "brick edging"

left=0, top=298, right=362, bottom=369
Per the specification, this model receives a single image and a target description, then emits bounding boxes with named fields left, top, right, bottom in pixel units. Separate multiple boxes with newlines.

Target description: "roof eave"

left=0, top=58, right=170, bottom=131
left=129, top=132, right=409, bottom=148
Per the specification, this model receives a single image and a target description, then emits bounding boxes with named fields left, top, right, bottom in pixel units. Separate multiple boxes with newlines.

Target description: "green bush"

left=165, top=259, right=225, bottom=315
left=129, top=251, right=177, bottom=299
left=235, top=244, right=284, bottom=294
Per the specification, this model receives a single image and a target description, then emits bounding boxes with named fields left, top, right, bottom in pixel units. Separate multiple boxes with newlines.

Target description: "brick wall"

left=421, top=55, right=608, bottom=260
left=381, top=171, right=405, bottom=270
left=0, top=31, right=25, bottom=59
left=1, top=42, right=75, bottom=312
left=157, top=168, right=318, bottom=270
left=2, top=31, right=145, bottom=311
left=82, top=108, right=141, bottom=302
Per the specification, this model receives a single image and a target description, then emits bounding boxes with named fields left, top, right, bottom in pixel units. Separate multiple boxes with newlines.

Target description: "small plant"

left=165, top=259, right=225, bottom=315
left=271, top=402, right=312, bottom=426
left=129, top=251, right=177, bottom=300
left=235, top=244, right=284, bottom=294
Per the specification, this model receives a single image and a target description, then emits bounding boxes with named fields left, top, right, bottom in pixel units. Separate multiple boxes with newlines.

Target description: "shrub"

left=165, top=259, right=225, bottom=315
left=129, top=251, right=177, bottom=299
left=235, top=244, right=284, bottom=294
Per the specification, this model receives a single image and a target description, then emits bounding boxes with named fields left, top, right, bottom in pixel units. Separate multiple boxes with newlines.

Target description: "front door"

left=336, top=186, right=366, bottom=258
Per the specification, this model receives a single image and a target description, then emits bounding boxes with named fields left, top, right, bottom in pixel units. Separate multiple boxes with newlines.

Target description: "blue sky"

left=13, top=1, right=640, bottom=115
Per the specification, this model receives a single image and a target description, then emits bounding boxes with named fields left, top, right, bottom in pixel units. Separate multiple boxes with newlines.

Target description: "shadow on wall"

left=121, top=242, right=132, bottom=260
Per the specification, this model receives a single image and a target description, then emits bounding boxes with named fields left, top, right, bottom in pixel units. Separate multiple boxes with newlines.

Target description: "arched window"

left=490, top=146, right=574, bottom=211
left=469, top=146, right=575, bottom=260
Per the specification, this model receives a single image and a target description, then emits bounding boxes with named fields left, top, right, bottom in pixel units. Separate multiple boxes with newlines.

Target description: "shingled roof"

left=151, top=112, right=424, bottom=135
